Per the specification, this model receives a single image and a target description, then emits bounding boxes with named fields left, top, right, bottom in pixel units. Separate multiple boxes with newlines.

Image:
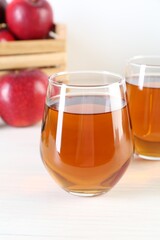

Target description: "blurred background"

left=49, top=0, right=160, bottom=74
left=7, top=0, right=160, bottom=75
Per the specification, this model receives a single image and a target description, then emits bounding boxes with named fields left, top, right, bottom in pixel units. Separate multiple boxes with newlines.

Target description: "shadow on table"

left=35, top=157, right=160, bottom=201
left=108, top=157, right=160, bottom=199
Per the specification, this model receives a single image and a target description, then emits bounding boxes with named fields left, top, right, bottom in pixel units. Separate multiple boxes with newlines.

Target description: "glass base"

left=66, top=189, right=108, bottom=197
left=134, top=136, right=160, bottom=160
left=135, top=153, right=160, bottom=161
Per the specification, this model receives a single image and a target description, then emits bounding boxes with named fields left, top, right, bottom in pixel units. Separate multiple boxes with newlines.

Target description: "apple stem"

left=31, top=0, right=39, bottom=3
left=0, top=23, right=7, bottom=30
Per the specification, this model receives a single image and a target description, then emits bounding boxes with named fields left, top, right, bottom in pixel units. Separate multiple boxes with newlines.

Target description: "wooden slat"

left=0, top=39, right=66, bottom=56
left=55, top=24, right=67, bottom=39
left=0, top=52, right=67, bottom=70
left=0, top=24, right=67, bottom=56
left=41, top=66, right=66, bottom=76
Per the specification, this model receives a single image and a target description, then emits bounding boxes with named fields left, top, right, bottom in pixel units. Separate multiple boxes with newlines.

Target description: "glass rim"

left=48, top=71, right=125, bottom=88
left=128, top=55, right=160, bottom=68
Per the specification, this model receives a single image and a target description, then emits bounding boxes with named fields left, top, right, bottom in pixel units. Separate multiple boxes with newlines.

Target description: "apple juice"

left=40, top=95, right=133, bottom=195
left=126, top=77, right=160, bottom=158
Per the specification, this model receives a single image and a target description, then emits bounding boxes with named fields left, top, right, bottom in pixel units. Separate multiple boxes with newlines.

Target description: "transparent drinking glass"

left=126, top=56, right=160, bottom=160
left=40, top=71, right=133, bottom=196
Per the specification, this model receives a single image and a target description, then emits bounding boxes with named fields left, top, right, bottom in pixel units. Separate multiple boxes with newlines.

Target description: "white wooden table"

left=0, top=120, right=160, bottom=240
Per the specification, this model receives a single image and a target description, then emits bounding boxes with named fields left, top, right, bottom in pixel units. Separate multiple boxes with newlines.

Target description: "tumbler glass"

left=40, top=71, right=133, bottom=196
left=126, top=56, right=160, bottom=160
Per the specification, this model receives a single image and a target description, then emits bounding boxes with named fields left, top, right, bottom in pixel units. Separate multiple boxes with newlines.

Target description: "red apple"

left=0, top=69, right=48, bottom=127
left=0, top=0, right=7, bottom=23
left=6, top=0, right=53, bottom=40
left=0, top=28, right=15, bottom=41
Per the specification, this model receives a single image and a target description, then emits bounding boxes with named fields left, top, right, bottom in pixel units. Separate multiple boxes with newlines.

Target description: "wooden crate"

left=0, top=24, right=67, bottom=76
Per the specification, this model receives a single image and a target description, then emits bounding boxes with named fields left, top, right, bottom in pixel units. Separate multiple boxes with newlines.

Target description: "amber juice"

left=126, top=77, right=160, bottom=159
left=40, top=95, right=133, bottom=195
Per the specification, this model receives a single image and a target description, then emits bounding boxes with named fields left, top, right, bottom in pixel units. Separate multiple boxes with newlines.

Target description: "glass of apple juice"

left=126, top=56, right=160, bottom=160
left=40, top=71, right=133, bottom=196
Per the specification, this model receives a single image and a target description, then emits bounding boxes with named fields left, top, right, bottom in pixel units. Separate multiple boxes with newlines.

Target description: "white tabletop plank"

left=0, top=120, right=160, bottom=240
